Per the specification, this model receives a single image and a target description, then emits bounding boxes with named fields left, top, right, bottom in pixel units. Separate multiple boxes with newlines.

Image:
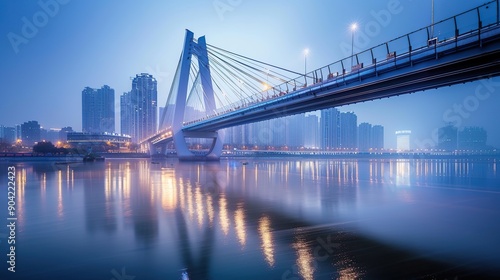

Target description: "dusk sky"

left=1, top=0, right=499, bottom=149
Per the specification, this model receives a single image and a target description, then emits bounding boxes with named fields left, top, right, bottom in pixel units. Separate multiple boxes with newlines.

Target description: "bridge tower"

left=162, top=29, right=223, bottom=160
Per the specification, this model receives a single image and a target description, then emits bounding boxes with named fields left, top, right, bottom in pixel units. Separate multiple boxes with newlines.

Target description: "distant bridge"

left=142, top=1, right=500, bottom=160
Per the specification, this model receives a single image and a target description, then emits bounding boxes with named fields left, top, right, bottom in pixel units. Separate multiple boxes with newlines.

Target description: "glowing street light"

left=351, top=23, right=358, bottom=32
left=350, top=23, right=358, bottom=69
left=262, top=82, right=269, bottom=91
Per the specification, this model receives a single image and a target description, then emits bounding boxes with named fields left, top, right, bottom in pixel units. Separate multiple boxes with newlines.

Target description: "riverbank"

left=97, top=152, right=150, bottom=158
left=222, top=150, right=500, bottom=160
left=3, top=150, right=499, bottom=162
left=0, top=153, right=83, bottom=162
left=0, top=152, right=150, bottom=162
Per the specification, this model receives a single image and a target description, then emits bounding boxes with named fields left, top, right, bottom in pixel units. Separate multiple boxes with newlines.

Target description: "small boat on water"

left=83, top=154, right=105, bottom=162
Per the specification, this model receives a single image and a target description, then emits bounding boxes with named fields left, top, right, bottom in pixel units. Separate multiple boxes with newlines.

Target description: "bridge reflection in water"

left=4, top=157, right=499, bottom=279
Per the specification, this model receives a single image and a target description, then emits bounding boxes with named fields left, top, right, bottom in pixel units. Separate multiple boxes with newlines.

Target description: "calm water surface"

left=0, top=157, right=499, bottom=279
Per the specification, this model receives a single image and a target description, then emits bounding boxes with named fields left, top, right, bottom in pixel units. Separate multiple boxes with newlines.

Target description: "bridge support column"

left=173, top=130, right=222, bottom=161
left=169, top=29, right=222, bottom=161
left=148, top=142, right=155, bottom=156
left=159, top=143, right=167, bottom=156
left=206, top=132, right=223, bottom=160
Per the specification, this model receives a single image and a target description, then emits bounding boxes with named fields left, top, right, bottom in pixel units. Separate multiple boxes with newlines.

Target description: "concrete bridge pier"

left=173, top=130, right=223, bottom=161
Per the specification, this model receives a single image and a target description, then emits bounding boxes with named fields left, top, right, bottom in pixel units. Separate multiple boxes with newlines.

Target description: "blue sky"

left=1, top=0, right=499, bottom=148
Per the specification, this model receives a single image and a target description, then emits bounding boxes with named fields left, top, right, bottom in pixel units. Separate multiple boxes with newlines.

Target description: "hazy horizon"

left=2, top=0, right=499, bottom=149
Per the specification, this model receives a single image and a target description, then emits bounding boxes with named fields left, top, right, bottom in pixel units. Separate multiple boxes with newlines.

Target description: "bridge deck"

left=142, top=20, right=500, bottom=146
left=183, top=25, right=500, bottom=132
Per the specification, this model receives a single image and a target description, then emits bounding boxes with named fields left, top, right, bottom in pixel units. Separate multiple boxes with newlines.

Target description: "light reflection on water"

left=258, top=216, right=275, bottom=267
left=234, top=203, right=246, bottom=247
left=0, top=157, right=499, bottom=279
left=293, top=235, right=315, bottom=280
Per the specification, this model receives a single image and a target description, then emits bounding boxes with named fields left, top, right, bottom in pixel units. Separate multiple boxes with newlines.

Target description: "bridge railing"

left=307, top=0, right=499, bottom=88
left=185, top=0, right=499, bottom=127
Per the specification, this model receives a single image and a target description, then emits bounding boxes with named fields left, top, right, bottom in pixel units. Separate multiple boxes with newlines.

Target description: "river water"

left=0, top=157, right=499, bottom=279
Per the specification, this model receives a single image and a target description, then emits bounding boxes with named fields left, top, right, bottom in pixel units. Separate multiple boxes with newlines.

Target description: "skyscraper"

left=371, top=125, right=384, bottom=150
left=438, top=124, right=458, bottom=151
left=320, top=108, right=340, bottom=150
left=120, top=91, right=133, bottom=137
left=40, top=128, right=61, bottom=143
left=286, top=114, right=304, bottom=148
left=21, top=121, right=41, bottom=146
left=59, top=127, right=73, bottom=142
left=82, top=85, right=115, bottom=133
left=245, top=122, right=259, bottom=146
left=358, top=122, right=372, bottom=152
left=0, top=126, right=16, bottom=144
left=458, top=126, right=487, bottom=150
left=340, top=112, right=357, bottom=149
left=120, top=73, right=157, bottom=142
left=303, top=114, right=319, bottom=149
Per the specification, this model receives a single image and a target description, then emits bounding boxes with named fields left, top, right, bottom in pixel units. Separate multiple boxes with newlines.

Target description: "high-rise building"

left=59, top=127, right=73, bottom=142
left=15, top=125, right=21, bottom=141
left=371, top=125, right=384, bottom=150
left=396, top=130, right=411, bottom=151
left=340, top=112, right=357, bottom=149
left=252, top=120, right=274, bottom=147
left=245, top=122, right=259, bottom=146
left=438, top=124, right=458, bottom=151
left=358, top=123, right=384, bottom=151
left=272, top=117, right=287, bottom=147
left=120, top=74, right=157, bottom=142
left=458, top=126, right=487, bottom=150
left=232, top=125, right=244, bottom=146
left=21, top=121, right=41, bottom=146
left=358, top=122, right=372, bottom=152
left=40, top=128, right=48, bottom=142
left=286, top=114, right=304, bottom=148
left=320, top=108, right=340, bottom=150
left=0, top=126, right=16, bottom=144
left=82, top=85, right=115, bottom=133
left=303, top=114, right=319, bottom=149
left=120, top=91, right=133, bottom=137
left=42, top=128, right=62, bottom=143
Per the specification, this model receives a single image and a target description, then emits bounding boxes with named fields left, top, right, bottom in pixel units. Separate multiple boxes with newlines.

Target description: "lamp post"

left=431, top=0, right=434, bottom=37
left=350, top=23, right=357, bottom=69
left=303, top=48, right=309, bottom=76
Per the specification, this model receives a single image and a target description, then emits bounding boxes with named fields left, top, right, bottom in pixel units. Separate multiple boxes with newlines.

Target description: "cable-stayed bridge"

left=141, top=1, right=500, bottom=160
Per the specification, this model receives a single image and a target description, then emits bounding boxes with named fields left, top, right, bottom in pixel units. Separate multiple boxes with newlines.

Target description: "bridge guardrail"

left=160, top=1, right=500, bottom=136
left=197, top=0, right=500, bottom=121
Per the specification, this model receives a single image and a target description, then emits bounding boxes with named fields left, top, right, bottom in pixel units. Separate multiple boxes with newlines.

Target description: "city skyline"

left=2, top=0, right=499, bottom=149
left=0, top=92, right=497, bottom=151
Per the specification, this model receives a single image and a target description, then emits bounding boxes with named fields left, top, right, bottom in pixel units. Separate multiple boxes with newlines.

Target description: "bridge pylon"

left=163, top=29, right=223, bottom=161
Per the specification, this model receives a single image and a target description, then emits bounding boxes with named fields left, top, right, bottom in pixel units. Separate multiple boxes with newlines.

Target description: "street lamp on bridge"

left=303, top=48, right=309, bottom=76
left=350, top=23, right=358, bottom=69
